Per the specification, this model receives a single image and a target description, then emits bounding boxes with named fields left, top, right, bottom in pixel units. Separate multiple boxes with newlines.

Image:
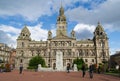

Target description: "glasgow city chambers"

left=15, top=6, right=109, bottom=69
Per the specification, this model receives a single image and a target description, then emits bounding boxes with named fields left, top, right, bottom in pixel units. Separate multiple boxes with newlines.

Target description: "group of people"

left=19, top=63, right=94, bottom=79
left=81, top=63, right=94, bottom=79
left=66, top=63, right=94, bottom=79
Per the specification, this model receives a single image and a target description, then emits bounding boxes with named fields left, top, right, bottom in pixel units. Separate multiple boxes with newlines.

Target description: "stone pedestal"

left=73, top=64, right=78, bottom=71
left=38, top=64, right=53, bottom=71
left=38, top=64, right=42, bottom=71
left=56, top=51, right=63, bottom=71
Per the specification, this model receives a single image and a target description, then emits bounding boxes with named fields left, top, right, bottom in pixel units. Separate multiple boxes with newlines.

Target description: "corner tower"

left=17, top=25, right=31, bottom=48
left=93, top=22, right=109, bottom=65
left=16, top=25, right=31, bottom=69
left=56, top=6, right=67, bottom=36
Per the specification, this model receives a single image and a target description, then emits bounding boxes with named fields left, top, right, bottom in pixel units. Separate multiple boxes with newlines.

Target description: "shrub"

left=73, top=58, right=85, bottom=70
left=28, top=56, right=46, bottom=69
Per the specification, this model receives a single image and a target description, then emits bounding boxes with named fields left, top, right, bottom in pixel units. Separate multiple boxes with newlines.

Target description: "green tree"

left=73, top=57, right=85, bottom=70
left=28, top=56, right=46, bottom=69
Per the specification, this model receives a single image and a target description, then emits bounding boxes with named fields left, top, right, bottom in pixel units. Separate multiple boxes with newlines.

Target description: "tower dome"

left=21, top=25, right=30, bottom=35
left=18, top=25, right=31, bottom=40
left=95, top=22, right=104, bottom=32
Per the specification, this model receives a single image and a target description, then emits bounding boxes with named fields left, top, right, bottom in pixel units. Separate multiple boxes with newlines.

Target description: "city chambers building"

left=15, top=6, right=110, bottom=69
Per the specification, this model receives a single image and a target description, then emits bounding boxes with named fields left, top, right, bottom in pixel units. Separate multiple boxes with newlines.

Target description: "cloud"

left=0, top=24, right=20, bottom=34
left=0, top=30, right=16, bottom=47
left=28, top=23, right=48, bottom=41
left=0, top=24, right=20, bottom=47
left=65, top=0, right=120, bottom=32
left=0, top=23, right=56, bottom=47
left=0, top=0, right=54, bottom=21
left=0, top=0, right=81, bottom=21
left=74, top=23, right=96, bottom=39
left=0, top=0, right=105, bottom=21
left=0, top=0, right=119, bottom=28
left=110, top=48, right=120, bottom=55
left=27, top=23, right=56, bottom=41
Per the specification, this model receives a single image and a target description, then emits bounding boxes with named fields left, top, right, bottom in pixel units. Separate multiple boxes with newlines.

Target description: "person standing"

left=81, top=64, right=86, bottom=77
left=19, top=63, right=23, bottom=74
left=89, top=64, right=93, bottom=79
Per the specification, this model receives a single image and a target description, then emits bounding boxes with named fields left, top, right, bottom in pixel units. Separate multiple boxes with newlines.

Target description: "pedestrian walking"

left=81, top=64, right=86, bottom=77
left=67, top=63, right=70, bottom=73
left=98, top=66, right=101, bottom=74
left=89, top=64, right=94, bottom=79
left=19, top=63, right=23, bottom=74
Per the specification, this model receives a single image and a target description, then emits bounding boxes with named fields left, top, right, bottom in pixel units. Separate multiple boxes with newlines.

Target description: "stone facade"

left=0, top=43, right=12, bottom=63
left=15, top=6, right=110, bottom=69
left=110, top=51, right=120, bottom=68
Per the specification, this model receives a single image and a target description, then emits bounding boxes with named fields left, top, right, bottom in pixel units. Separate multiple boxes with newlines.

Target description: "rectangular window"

left=92, top=59, right=94, bottom=62
left=85, top=59, right=88, bottom=62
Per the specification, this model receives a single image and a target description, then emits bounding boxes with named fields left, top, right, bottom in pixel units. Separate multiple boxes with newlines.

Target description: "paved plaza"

left=0, top=70, right=120, bottom=81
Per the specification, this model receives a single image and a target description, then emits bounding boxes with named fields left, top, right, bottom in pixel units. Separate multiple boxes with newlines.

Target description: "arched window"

left=100, top=32, right=103, bottom=35
left=20, top=59, right=23, bottom=63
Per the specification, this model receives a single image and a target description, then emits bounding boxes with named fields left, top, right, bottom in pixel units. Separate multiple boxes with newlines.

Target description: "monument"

left=56, top=50, right=63, bottom=71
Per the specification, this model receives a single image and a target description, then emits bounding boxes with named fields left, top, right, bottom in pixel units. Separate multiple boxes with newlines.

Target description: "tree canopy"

left=28, top=56, right=46, bottom=69
left=73, top=57, right=85, bottom=70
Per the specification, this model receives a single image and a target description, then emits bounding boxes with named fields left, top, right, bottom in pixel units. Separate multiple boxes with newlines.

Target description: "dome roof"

left=21, top=25, right=30, bottom=34
left=95, top=22, right=104, bottom=32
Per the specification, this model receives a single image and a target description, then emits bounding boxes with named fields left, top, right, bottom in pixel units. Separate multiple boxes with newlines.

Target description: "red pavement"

left=0, top=70, right=120, bottom=81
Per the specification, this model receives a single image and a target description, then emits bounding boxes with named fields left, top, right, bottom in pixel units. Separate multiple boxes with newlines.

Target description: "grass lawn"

left=105, top=72, right=120, bottom=77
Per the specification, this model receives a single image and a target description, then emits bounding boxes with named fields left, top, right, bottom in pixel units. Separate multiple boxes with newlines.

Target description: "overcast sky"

left=0, top=0, right=120, bottom=55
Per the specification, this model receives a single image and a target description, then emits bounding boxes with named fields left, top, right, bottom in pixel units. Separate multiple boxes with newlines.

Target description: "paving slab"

left=0, top=70, right=119, bottom=81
